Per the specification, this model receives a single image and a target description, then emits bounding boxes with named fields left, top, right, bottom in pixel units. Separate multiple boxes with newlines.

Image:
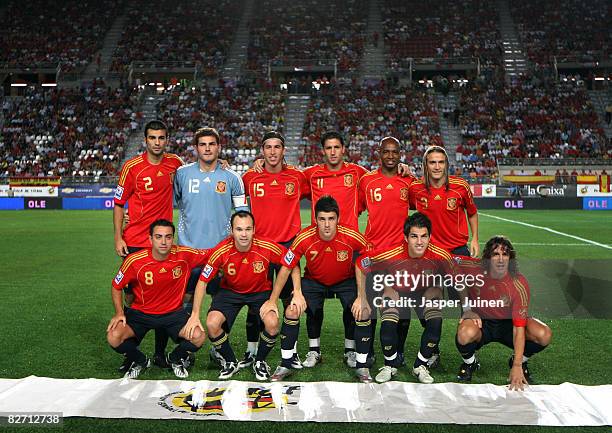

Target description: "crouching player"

left=263, top=196, right=374, bottom=382
left=357, top=212, right=456, bottom=384
left=107, top=219, right=209, bottom=379
left=455, top=235, right=552, bottom=390
left=185, top=211, right=295, bottom=381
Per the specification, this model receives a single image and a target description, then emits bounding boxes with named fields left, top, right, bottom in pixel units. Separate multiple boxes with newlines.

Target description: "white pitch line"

left=511, top=243, right=592, bottom=246
left=480, top=212, right=612, bottom=250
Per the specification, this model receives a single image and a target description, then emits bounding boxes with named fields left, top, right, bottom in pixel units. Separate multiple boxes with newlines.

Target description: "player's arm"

left=261, top=266, right=303, bottom=318
left=509, top=325, right=527, bottom=391
left=352, top=264, right=371, bottom=321
left=185, top=263, right=217, bottom=339
left=468, top=212, right=479, bottom=257
left=113, top=205, right=129, bottom=257
left=229, top=171, right=249, bottom=211
left=107, top=287, right=126, bottom=331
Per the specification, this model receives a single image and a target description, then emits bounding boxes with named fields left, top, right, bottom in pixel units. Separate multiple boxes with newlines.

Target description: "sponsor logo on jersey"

left=447, top=197, right=458, bottom=210
left=157, top=170, right=164, bottom=177
left=242, top=258, right=249, bottom=264
left=337, top=250, right=349, bottom=261
left=114, top=185, right=124, bottom=200
left=252, top=261, right=265, bottom=273
left=420, top=197, right=428, bottom=209
left=386, top=184, right=393, bottom=190
left=434, top=194, right=442, bottom=201
left=284, top=249, right=295, bottom=265
left=114, top=271, right=124, bottom=285
left=159, top=267, right=167, bottom=273
left=325, top=247, right=332, bottom=253
left=172, top=266, right=182, bottom=279
left=285, top=182, right=295, bottom=195
left=400, top=188, right=408, bottom=201
left=271, top=179, right=279, bottom=186
left=215, top=181, right=227, bottom=194
left=344, top=174, right=354, bottom=187
left=500, top=294, right=510, bottom=307
left=159, top=385, right=301, bottom=416
left=360, top=257, right=371, bottom=269
left=202, top=264, right=214, bottom=279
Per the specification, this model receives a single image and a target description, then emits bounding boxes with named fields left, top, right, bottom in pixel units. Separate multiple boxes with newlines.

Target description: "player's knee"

left=190, top=328, right=207, bottom=347
left=456, top=322, right=479, bottom=345
left=285, top=306, right=300, bottom=320
left=531, top=322, right=552, bottom=346
left=263, top=312, right=279, bottom=334
left=206, top=313, right=224, bottom=336
left=106, top=329, right=124, bottom=348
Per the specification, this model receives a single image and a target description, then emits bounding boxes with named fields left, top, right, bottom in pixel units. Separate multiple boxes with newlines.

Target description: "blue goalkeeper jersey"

left=174, top=161, right=249, bottom=249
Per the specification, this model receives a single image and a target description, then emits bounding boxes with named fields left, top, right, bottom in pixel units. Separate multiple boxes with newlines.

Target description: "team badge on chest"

left=400, top=188, right=408, bottom=201
left=285, top=182, right=295, bottom=195
left=420, top=197, right=428, bottom=209
left=447, top=197, right=458, bottom=210
left=252, top=261, right=265, bottom=273
left=216, top=181, right=227, bottom=194
left=337, top=250, right=349, bottom=262
left=172, top=266, right=183, bottom=279
left=343, top=174, right=353, bottom=187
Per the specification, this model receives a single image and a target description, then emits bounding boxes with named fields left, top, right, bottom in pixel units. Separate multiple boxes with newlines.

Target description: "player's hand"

left=508, top=365, right=528, bottom=391
left=460, top=310, right=482, bottom=328
left=289, top=292, right=307, bottom=316
left=219, top=159, right=230, bottom=169
left=253, top=158, right=264, bottom=173
left=469, top=238, right=480, bottom=257
left=115, top=238, right=129, bottom=257
left=185, top=316, right=204, bottom=340
left=351, top=296, right=371, bottom=321
left=397, top=163, right=415, bottom=178
left=260, top=299, right=279, bottom=319
left=107, top=314, right=126, bottom=331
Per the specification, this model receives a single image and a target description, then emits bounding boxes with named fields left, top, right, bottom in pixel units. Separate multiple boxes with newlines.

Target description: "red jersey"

left=114, top=152, right=183, bottom=247
left=456, top=258, right=530, bottom=327
left=282, top=224, right=370, bottom=286
left=112, top=246, right=209, bottom=314
left=242, top=165, right=310, bottom=243
left=357, top=242, right=453, bottom=293
left=358, top=169, right=415, bottom=249
left=408, top=176, right=477, bottom=252
left=199, top=237, right=286, bottom=294
left=303, top=162, right=368, bottom=230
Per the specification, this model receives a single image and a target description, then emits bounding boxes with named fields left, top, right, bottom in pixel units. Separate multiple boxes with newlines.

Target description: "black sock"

left=256, top=330, right=278, bottom=361
left=113, top=338, right=146, bottom=364
left=343, top=308, right=355, bottom=353
left=368, top=318, right=377, bottom=356
left=397, top=318, right=411, bottom=356
left=154, top=328, right=169, bottom=357
left=209, top=331, right=237, bottom=364
left=246, top=309, right=261, bottom=348
left=414, top=316, right=442, bottom=368
left=306, top=308, right=323, bottom=352
left=524, top=340, right=547, bottom=359
left=280, top=316, right=300, bottom=367
left=380, top=312, right=400, bottom=366
left=354, top=319, right=371, bottom=368
left=169, top=340, right=200, bottom=364
left=455, top=334, right=478, bottom=362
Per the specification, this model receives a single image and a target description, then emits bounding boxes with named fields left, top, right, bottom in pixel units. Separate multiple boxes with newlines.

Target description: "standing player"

left=242, top=131, right=310, bottom=368
left=107, top=220, right=208, bottom=379
left=409, top=145, right=479, bottom=258
left=356, top=212, right=455, bottom=383
left=358, top=136, right=415, bottom=367
left=113, top=120, right=183, bottom=370
left=173, top=127, right=254, bottom=366
left=262, top=196, right=374, bottom=382
left=185, top=211, right=294, bottom=381
left=454, top=236, right=552, bottom=390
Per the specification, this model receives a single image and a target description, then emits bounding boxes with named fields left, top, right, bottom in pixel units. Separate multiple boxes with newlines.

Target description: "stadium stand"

left=0, top=85, right=142, bottom=178
left=0, top=0, right=123, bottom=71
left=247, top=0, right=368, bottom=76
left=110, top=0, right=243, bottom=77
left=382, top=0, right=503, bottom=72
left=157, top=86, right=285, bottom=173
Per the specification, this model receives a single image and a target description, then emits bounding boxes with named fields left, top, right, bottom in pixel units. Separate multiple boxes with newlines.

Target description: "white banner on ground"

left=0, top=376, right=610, bottom=425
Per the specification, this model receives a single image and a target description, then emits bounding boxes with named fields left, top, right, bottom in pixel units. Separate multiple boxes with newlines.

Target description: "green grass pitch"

left=1, top=209, right=611, bottom=433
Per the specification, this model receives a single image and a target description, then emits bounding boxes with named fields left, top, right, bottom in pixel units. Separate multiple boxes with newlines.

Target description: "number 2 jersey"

left=112, top=246, right=210, bottom=314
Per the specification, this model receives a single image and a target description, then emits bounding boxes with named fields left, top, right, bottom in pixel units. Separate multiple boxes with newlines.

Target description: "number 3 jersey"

left=112, top=246, right=210, bottom=314
left=199, top=237, right=287, bottom=294
left=114, top=152, right=183, bottom=247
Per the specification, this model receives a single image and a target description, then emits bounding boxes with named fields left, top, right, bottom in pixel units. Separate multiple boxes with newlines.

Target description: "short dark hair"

left=403, top=212, right=432, bottom=237
left=262, top=131, right=285, bottom=147
left=144, top=120, right=168, bottom=138
left=193, top=127, right=220, bottom=146
left=320, top=131, right=344, bottom=148
left=314, top=195, right=339, bottom=218
left=149, top=219, right=175, bottom=236
left=380, top=136, right=401, bottom=149
left=231, top=210, right=255, bottom=229
left=482, top=235, right=518, bottom=275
